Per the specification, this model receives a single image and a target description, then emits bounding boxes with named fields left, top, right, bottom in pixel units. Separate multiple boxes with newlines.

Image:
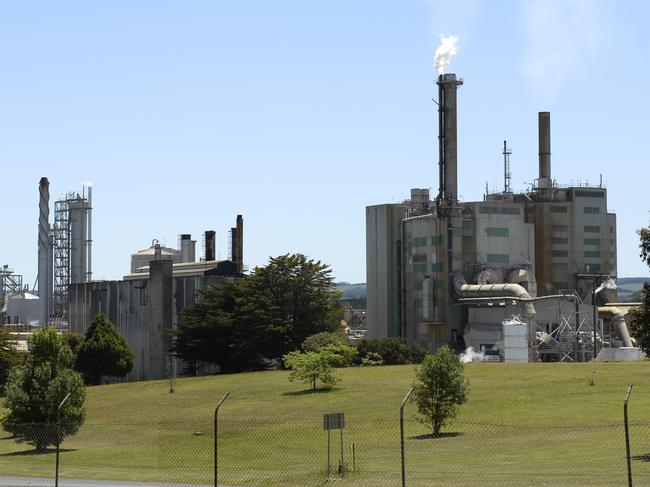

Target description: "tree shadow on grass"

left=410, top=432, right=464, bottom=440
left=282, top=386, right=341, bottom=396
left=631, top=454, right=650, bottom=462
left=0, top=447, right=76, bottom=457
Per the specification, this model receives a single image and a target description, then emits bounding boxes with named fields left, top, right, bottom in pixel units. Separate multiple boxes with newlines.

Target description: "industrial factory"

left=1, top=176, right=246, bottom=380
left=366, top=73, right=641, bottom=362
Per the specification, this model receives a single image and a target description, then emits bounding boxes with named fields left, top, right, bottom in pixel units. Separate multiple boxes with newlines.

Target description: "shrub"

left=355, top=338, right=426, bottom=365
left=301, top=331, right=348, bottom=352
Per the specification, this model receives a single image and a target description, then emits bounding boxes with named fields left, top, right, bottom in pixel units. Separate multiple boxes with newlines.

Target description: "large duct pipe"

left=437, top=74, right=463, bottom=204
left=38, top=177, right=50, bottom=326
left=598, top=307, right=634, bottom=348
left=538, top=112, right=551, bottom=188
left=86, top=184, right=92, bottom=283
left=453, top=272, right=536, bottom=317
left=204, top=231, right=216, bottom=261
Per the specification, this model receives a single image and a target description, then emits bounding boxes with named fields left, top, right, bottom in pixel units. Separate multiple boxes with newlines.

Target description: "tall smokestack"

left=204, top=231, right=216, bottom=261
left=437, top=73, right=463, bottom=205
left=230, top=215, right=243, bottom=273
left=38, top=177, right=51, bottom=326
left=538, top=112, right=551, bottom=188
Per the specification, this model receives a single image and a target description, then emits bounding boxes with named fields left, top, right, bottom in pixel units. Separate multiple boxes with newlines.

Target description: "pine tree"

left=75, top=314, right=134, bottom=385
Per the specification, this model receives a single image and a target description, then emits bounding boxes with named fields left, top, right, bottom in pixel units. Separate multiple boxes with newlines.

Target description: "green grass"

left=2, top=362, right=650, bottom=486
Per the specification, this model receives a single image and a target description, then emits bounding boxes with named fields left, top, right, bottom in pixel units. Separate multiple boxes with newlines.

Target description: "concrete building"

left=69, top=250, right=244, bottom=381
left=366, top=74, right=624, bottom=361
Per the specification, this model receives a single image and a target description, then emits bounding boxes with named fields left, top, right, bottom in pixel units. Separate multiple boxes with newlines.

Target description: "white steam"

left=595, top=278, right=617, bottom=295
left=459, top=346, right=484, bottom=363
left=434, top=35, right=460, bottom=74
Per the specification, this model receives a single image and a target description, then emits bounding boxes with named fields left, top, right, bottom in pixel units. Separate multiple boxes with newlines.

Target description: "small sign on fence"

left=323, top=412, right=345, bottom=430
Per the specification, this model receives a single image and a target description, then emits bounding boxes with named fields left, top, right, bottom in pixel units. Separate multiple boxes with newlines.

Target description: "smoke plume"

left=434, top=35, right=460, bottom=74
left=595, top=278, right=617, bottom=295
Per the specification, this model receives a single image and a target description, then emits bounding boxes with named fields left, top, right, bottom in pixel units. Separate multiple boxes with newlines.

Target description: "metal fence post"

left=400, top=388, right=414, bottom=487
left=624, top=384, right=633, bottom=487
left=55, top=392, right=71, bottom=487
left=214, top=392, right=230, bottom=487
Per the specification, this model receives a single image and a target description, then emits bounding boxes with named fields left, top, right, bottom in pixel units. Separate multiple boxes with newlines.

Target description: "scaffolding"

left=53, top=194, right=73, bottom=318
left=0, top=266, right=23, bottom=323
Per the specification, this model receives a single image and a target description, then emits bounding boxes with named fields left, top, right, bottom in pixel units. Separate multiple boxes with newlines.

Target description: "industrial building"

left=69, top=220, right=246, bottom=381
left=366, top=73, right=636, bottom=362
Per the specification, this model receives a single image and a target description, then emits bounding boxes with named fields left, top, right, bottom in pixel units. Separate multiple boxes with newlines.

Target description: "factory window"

left=585, top=264, right=601, bottom=272
left=486, top=254, right=510, bottom=264
left=413, top=263, right=427, bottom=273
left=413, top=237, right=428, bottom=247
left=478, top=206, right=520, bottom=215
left=431, top=262, right=443, bottom=272
left=575, top=190, right=605, bottom=198
left=609, top=227, right=614, bottom=234
left=553, top=282, right=570, bottom=290
left=551, top=206, right=568, bottom=213
left=583, top=207, right=600, bottom=214
left=551, top=250, right=568, bottom=258
left=552, top=225, right=568, bottom=233
left=415, top=298, right=422, bottom=308
left=610, top=252, right=615, bottom=258
left=413, top=254, right=427, bottom=263
left=551, top=237, right=568, bottom=245
left=431, top=235, right=443, bottom=246
left=463, top=227, right=474, bottom=237
left=584, top=226, right=600, bottom=233
left=584, top=238, right=600, bottom=246
left=486, top=227, right=509, bottom=237
left=526, top=206, right=535, bottom=214
left=584, top=250, right=601, bottom=258
left=452, top=228, right=464, bottom=237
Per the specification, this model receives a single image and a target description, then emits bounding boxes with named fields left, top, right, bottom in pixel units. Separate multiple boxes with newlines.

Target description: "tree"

left=283, top=350, right=340, bottom=390
left=355, top=338, right=427, bottom=365
left=628, top=283, right=650, bottom=354
left=2, top=327, right=85, bottom=451
left=173, top=282, right=265, bottom=373
left=0, top=327, right=22, bottom=394
left=302, top=331, right=348, bottom=352
left=75, top=314, right=135, bottom=385
left=638, top=227, right=650, bottom=268
left=173, top=253, right=342, bottom=372
left=412, top=346, right=467, bottom=436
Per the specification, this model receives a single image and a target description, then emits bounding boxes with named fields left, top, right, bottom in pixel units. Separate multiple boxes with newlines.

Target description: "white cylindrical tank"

left=69, top=197, right=90, bottom=284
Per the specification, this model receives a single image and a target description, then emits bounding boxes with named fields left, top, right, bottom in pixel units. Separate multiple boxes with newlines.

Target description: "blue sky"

left=1, top=0, right=649, bottom=285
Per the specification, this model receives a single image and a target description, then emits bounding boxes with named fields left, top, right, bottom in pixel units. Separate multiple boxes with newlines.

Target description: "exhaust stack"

left=538, top=112, right=551, bottom=189
left=204, top=231, right=216, bottom=261
left=38, top=177, right=51, bottom=326
left=437, top=73, right=463, bottom=205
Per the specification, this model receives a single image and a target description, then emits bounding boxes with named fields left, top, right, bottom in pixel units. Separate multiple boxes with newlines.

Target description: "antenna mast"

left=503, top=140, right=512, bottom=194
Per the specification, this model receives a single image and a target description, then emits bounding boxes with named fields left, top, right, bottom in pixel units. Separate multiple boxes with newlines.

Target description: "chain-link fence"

left=2, top=416, right=650, bottom=486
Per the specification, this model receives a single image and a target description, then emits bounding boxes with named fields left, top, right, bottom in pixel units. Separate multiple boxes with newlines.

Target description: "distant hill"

left=335, top=282, right=366, bottom=299
left=617, top=277, right=648, bottom=302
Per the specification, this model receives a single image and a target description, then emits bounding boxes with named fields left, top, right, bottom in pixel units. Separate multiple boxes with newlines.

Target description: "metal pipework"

left=598, top=306, right=634, bottom=348
left=205, top=231, right=216, bottom=261
left=437, top=74, right=463, bottom=205
left=453, top=272, right=536, bottom=317
left=538, top=112, right=551, bottom=188
left=38, top=177, right=51, bottom=326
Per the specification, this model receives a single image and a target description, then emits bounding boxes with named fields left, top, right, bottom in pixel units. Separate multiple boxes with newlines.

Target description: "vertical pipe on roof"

left=538, top=112, right=551, bottom=188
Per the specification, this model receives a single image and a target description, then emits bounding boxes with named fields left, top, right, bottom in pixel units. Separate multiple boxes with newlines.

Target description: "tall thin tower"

left=38, top=177, right=51, bottom=326
left=503, top=140, right=512, bottom=194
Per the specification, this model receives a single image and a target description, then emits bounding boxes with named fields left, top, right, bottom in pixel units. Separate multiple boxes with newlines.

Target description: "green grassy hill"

left=2, top=362, right=650, bottom=486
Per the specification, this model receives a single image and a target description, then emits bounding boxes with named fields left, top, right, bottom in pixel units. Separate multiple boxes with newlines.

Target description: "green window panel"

left=551, top=237, right=568, bottom=245
left=585, top=264, right=601, bottom=272
left=552, top=250, right=568, bottom=258
left=452, top=228, right=463, bottom=237
left=415, top=298, right=422, bottom=308
left=584, top=251, right=601, bottom=258
left=553, top=282, right=569, bottom=290
left=431, top=235, right=443, bottom=246
left=583, top=207, right=600, bottom=214
left=413, top=237, right=428, bottom=247
left=584, top=238, right=600, bottom=246
left=609, top=227, right=614, bottom=233
left=487, top=254, right=510, bottom=264
left=463, top=227, right=474, bottom=237
left=552, top=225, right=569, bottom=232
left=486, top=227, right=509, bottom=237
left=413, top=254, right=427, bottom=263
left=526, top=206, right=536, bottom=214
left=551, top=206, right=568, bottom=213
left=413, top=263, right=427, bottom=273
left=584, top=226, right=600, bottom=233
left=479, top=206, right=520, bottom=215
left=431, top=262, right=443, bottom=272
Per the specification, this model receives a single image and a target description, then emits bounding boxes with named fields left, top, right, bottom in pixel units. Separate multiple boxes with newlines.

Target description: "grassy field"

left=2, top=361, right=650, bottom=486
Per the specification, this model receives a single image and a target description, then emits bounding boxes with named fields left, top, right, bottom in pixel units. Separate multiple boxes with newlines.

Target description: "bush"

left=355, top=338, right=426, bottom=365
left=283, top=350, right=340, bottom=390
left=301, top=331, right=348, bottom=352
left=320, top=344, right=358, bottom=367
